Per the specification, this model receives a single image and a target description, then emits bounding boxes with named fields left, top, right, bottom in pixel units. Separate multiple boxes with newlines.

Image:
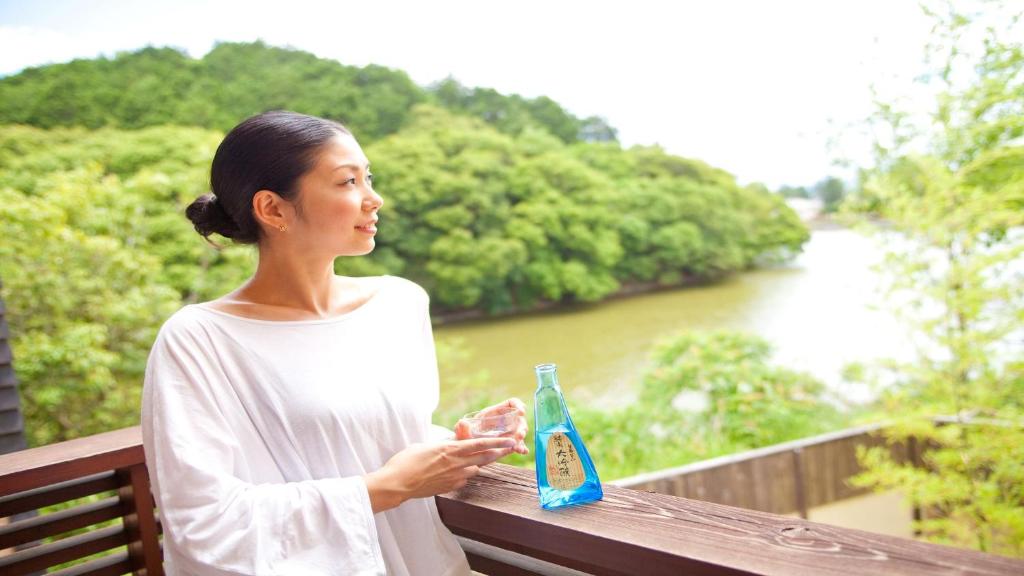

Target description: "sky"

left=0, top=0, right=936, bottom=189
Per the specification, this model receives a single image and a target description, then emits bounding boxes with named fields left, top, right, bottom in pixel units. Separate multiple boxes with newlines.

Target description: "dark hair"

left=186, top=110, right=351, bottom=244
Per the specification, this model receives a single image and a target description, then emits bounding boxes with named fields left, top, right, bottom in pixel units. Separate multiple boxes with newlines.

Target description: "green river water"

left=434, top=228, right=913, bottom=417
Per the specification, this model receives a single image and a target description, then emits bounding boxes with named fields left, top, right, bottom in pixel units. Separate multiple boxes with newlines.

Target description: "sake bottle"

left=533, top=363, right=603, bottom=509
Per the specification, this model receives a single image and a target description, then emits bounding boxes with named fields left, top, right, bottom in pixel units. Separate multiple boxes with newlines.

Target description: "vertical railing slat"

left=791, top=448, right=808, bottom=519
left=115, top=464, right=162, bottom=576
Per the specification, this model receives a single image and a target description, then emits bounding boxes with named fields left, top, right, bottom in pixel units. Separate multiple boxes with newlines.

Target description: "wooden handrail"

left=0, top=427, right=143, bottom=497
left=1, top=427, right=1023, bottom=575
left=438, top=460, right=1023, bottom=575
left=608, top=423, right=894, bottom=518
left=0, top=427, right=156, bottom=575
left=609, top=422, right=886, bottom=488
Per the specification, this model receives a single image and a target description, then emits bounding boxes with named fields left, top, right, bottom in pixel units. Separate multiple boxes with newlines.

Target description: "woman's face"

left=290, top=133, right=383, bottom=257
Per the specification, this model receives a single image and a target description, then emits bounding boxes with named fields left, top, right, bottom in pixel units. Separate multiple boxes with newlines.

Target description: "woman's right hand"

left=363, top=437, right=516, bottom=513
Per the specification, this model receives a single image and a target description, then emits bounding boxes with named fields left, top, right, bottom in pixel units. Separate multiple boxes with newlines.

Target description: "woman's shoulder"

left=377, top=274, right=429, bottom=302
left=153, top=304, right=218, bottom=347
left=365, top=275, right=431, bottom=321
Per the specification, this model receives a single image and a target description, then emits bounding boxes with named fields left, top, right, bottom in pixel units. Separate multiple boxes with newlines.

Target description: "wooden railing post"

left=907, top=436, right=923, bottom=536
left=791, top=447, right=808, bottom=519
left=116, top=463, right=163, bottom=576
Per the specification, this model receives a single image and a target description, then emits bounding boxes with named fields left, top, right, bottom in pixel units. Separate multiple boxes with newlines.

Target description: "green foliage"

left=573, top=331, right=846, bottom=480
left=429, top=76, right=617, bottom=143
left=0, top=40, right=421, bottom=136
left=435, top=331, right=847, bottom=479
left=844, top=0, right=1024, bottom=556
left=0, top=125, right=256, bottom=446
left=777, top=185, right=810, bottom=199
left=812, top=176, right=847, bottom=213
left=359, top=106, right=807, bottom=313
left=852, top=419, right=1024, bottom=557
left=0, top=173, right=181, bottom=446
left=848, top=150, right=1024, bottom=554
left=0, top=42, right=423, bottom=139
left=638, top=332, right=844, bottom=447
left=776, top=177, right=848, bottom=212
left=0, top=42, right=613, bottom=147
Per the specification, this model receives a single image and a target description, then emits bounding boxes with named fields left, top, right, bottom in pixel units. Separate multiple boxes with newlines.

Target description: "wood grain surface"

left=437, top=462, right=1024, bottom=575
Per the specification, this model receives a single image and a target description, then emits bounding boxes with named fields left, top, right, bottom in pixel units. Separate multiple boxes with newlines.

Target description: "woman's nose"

left=363, top=190, right=383, bottom=211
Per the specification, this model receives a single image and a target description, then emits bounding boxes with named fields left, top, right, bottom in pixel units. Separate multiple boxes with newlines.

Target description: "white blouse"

left=140, top=275, right=471, bottom=575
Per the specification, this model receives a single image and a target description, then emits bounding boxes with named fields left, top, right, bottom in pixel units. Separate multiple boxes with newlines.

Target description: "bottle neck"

left=534, top=363, right=560, bottom=389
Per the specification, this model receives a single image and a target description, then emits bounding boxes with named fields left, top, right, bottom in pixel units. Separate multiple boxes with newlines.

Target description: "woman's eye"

left=339, top=174, right=373, bottom=186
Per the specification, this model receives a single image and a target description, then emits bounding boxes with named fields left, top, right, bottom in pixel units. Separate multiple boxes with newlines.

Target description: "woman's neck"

left=237, top=243, right=339, bottom=316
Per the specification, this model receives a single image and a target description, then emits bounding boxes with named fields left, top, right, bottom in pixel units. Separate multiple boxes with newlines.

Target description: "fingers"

left=462, top=447, right=514, bottom=467
left=513, top=420, right=530, bottom=454
left=480, top=397, right=527, bottom=417
left=505, top=397, right=527, bottom=416
left=449, top=436, right=516, bottom=455
left=497, top=397, right=529, bottom=454
left=509, top=397, right=529, bottom=454
left=453, top=419, right=472, bottom=441
left=456, top=397, right=529, bottom=455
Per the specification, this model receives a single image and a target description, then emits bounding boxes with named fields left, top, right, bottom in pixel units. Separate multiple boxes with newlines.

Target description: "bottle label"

left=545, top=432, right=585, bottom=490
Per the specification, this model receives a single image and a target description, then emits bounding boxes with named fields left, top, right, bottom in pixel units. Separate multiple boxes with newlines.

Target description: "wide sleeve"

left=414, top=282, right=453, bottom=443
left=430, top=424, right=455, bottom=441
left=140, top=319, right=385, bottom=576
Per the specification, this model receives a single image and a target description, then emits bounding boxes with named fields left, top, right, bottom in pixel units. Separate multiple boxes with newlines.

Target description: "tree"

left=846, top=0, right=1024, bottom=556
left=426, top=76, right=603, bottom=143
left=777, top=185, right=810, bottom=199
left=576, top=116, right=618, bottom=143
left=0, top=171, right=181, bottom=446
left=0, top=42, right=425, bottom=140
left=812, top=176, right=846, bottom=212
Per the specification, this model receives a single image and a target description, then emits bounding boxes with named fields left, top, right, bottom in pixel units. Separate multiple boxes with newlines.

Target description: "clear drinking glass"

left=459, top=405, right=519, bottom=438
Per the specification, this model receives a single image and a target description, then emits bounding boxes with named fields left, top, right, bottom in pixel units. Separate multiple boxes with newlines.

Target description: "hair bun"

left=185, top=193, right=240, bottom=239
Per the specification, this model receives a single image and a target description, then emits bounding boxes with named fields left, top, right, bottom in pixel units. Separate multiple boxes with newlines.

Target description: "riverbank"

left=808, top=214, right=847, bottom=231
left=431, top=272, right=728, bottom=325
left=433, top=227, right=909, bottom=414
left=433, top=216, right=847, bottom=326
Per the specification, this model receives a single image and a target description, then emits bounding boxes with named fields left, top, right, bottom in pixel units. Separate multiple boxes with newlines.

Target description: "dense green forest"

left=0, top=43, right=808, bottom=448
left=0, top=41, right=617, bottom=144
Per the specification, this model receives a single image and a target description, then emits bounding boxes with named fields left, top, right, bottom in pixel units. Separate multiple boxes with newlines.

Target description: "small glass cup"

left=459, top=405, right=519, bottom=438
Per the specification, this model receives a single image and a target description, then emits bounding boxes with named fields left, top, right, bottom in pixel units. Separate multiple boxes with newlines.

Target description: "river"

left=434, top=228, right=913, bottom=414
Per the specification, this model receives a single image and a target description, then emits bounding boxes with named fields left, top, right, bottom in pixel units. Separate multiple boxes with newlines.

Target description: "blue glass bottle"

left=533, top=363, right=603, bottom=509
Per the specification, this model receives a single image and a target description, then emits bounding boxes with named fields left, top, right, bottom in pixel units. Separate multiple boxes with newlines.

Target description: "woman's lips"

left=356, top=223, right=377, bottom=234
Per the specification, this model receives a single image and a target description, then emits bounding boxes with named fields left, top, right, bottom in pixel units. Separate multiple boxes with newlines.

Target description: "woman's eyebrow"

left=332, top=162, right=371, bottom=172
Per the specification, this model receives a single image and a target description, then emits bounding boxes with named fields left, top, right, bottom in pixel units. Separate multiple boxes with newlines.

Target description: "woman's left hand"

left=454, top=398, right=530, bottom=455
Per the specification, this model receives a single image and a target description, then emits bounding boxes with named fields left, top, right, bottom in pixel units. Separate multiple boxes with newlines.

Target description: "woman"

left=141, top=110, right=529, bottom=575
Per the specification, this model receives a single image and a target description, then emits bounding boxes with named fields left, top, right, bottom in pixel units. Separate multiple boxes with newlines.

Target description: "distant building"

left=785, top=197, right=825, bottom=222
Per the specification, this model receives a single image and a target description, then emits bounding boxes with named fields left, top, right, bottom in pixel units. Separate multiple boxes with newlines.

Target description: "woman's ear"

left=252, top=189, right=295, bottom=233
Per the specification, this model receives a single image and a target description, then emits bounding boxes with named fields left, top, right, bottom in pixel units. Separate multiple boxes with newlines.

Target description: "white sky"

left=0, top=0, right=935, bottom=188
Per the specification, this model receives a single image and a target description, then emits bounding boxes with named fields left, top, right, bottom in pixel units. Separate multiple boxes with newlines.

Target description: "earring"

left=278, top=224, right=287, bottom=232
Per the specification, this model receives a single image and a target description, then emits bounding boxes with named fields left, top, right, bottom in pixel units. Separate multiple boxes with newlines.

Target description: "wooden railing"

left=1, top=427, right=1022, bottom=575
left=0, top=427, right=160, bottom=575
left=610, top=423, right=900, bottom=518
